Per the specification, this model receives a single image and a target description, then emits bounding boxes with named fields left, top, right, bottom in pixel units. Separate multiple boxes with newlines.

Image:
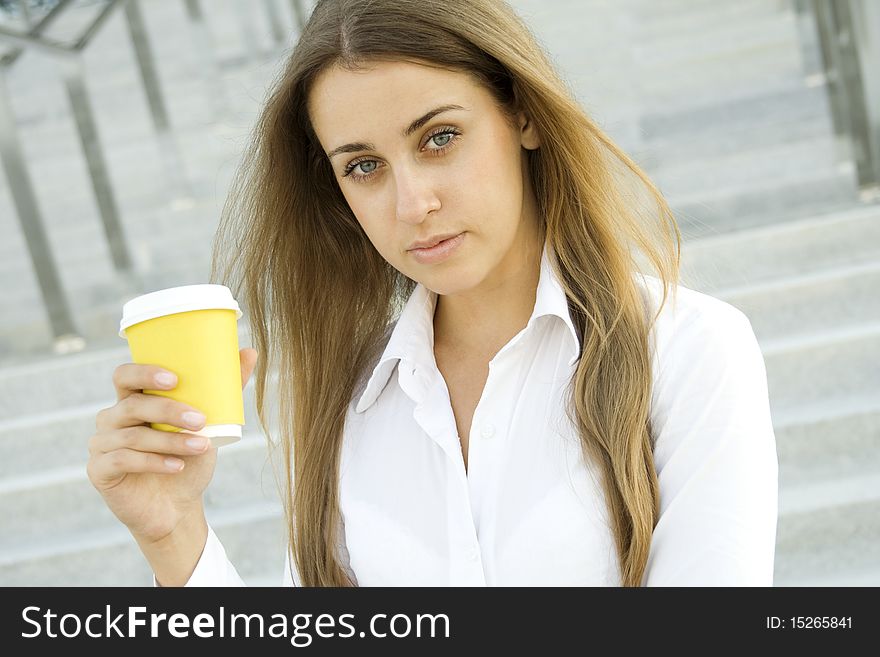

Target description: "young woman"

left=88, top=0, right=778, bottom=587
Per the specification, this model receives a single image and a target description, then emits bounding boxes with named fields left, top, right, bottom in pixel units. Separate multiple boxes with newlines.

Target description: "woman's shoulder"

left=633, top=272, right=759, bottom=366
left=635, top=272, right=751, bottom=332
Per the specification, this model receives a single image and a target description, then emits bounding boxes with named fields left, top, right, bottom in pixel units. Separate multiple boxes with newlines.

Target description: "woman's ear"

left=518, top=112, right=541, bottom=150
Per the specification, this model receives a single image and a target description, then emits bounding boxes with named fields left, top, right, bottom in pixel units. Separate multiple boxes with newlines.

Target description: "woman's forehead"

left=308, top=62, right=487, bottom=143
left=310, top=60, right=477, bottom=107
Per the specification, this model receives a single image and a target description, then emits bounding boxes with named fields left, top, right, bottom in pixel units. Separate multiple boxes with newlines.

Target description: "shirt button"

left=481, top=423, right=496, bottom=439
left=468, top=548, right=480, bottom=561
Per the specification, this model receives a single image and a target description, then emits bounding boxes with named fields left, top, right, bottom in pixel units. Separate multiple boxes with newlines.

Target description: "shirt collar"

left=354, top=240, right=580, bottom=414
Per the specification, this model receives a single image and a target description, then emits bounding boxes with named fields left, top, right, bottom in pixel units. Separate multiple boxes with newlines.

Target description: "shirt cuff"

left=152, top=524, right=246, bottom=587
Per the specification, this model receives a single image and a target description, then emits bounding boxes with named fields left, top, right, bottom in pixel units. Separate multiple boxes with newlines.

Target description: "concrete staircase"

left=681, top=205, right=880, bottom=586
left=0, top=0, right=877, bottom=585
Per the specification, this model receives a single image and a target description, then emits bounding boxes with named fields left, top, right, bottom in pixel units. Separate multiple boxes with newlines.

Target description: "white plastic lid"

left=180, top=424, right=242, bottom=447
left=119, top=284, right=242, bottom=338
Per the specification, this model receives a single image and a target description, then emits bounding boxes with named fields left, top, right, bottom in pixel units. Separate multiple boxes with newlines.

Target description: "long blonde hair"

left=211, top=0, right=681, bottom=587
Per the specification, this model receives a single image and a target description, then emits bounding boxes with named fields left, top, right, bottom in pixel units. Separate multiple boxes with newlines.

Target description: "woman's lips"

left=408, top=232, right=466, bottom=264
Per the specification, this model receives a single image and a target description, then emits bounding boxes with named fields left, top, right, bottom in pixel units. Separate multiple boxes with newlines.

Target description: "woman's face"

left=307, top=59, right=541, bottom=296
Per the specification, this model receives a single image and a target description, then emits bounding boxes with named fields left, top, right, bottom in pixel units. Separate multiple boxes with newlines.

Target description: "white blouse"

left=164, top=242, right=778, bottom=587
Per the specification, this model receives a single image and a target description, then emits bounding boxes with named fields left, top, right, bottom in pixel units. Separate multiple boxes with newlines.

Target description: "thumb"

left=240, top=348, right=259, bottom=389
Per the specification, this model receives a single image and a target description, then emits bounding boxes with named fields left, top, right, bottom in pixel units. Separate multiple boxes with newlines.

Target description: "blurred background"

left=0, top=0, right=877, bottom=586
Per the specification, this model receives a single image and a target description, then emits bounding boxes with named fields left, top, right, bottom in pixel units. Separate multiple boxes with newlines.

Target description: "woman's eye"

left=430, top=132, right=453, bottom=148
left=344, top=159, right=377, bottom=179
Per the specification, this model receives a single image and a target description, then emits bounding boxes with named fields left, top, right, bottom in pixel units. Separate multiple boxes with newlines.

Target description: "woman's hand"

left=87, top=348, right=259, bottom=545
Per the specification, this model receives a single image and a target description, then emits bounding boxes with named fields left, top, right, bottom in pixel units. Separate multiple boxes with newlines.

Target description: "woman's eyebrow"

left=326, top=104, right=469, bottom=160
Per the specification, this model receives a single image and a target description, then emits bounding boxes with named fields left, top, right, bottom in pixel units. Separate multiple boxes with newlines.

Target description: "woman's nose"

left=394, top=167, right=441, bottom=225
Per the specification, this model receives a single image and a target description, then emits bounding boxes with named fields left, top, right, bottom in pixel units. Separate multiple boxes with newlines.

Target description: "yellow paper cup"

left=118, top=284, right=245, bottom=447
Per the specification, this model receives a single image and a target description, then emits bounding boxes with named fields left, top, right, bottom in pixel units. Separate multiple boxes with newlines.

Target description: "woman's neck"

left=432, top=231, right=544, bottom=360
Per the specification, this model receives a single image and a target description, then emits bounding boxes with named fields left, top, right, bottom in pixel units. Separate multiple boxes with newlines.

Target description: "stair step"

left=637, top=0, right=777, bottom=22
left=640, top=111, right=832, bottom=165
left=716, top=261, right=880, bottom=344
left=762, top=321, right=880, bottom=415
left=672, top=177, right=860, bottom=241
left=774, top=564, right=880, bottom=586
left=774, top=472, right=880, bottom=585
left=639, top=0, right=784, bottom=37
left=641, top=85, right=830, bottom=145
left=0, top=434, right=280, bottom=552
left=0, top=364, right=274, bottom=478
left=680, top=203, right=880, bottom=291
left=0, top=499, right=284, bottom=586
left=647, top=134, right=840, bottom=198
left=775, top=401, right=880, bottom=488
left=638, top=11, right=798, bottom=68
left=0, top=324, right=258, bottom=421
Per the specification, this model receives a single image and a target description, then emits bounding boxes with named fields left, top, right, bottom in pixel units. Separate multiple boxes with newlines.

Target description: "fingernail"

left=182, top=411, right=205, bottom=428
left=155, top=372, right=177, bottom=388
left=185, top=437, right=208, bottom=451
left=164, top=457, right=184, bottom=471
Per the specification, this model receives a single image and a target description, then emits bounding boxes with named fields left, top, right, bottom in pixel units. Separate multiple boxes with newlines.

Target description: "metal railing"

left=795, top=0, right=880, bottom=197
left=0, top=0, right=308, bottom=355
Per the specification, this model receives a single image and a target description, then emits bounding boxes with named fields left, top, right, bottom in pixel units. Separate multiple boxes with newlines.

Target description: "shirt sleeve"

left=152, top=523, right=246, bottom=587
left=149, top=506, right=351, bottom=587
left=642, top=304, right=779, bottom=586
